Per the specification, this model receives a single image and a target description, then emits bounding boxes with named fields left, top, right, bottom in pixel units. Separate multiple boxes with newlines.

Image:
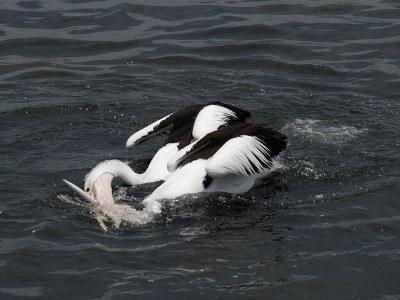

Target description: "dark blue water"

left=1, top=1, right=400, bottom=299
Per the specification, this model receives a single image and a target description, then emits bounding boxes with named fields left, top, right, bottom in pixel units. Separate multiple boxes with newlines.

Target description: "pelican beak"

left=64, top=173, right=115, bottom=207
left=63, top=179, right=97, bottom=204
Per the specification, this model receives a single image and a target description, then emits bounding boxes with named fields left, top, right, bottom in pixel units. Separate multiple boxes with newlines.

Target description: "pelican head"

left=63, top=170, right=115, bottom=207
left=64, top=160, right=139, bottom=206
left=84, top=160, right=137, bottom=204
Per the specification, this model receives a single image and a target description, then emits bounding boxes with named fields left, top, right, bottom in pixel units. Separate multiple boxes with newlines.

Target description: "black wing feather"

left=174, top=123, right=287, bottom=174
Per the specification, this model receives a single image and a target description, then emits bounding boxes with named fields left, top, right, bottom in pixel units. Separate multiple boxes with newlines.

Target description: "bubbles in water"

left=292, top=159, right=327, bottom=180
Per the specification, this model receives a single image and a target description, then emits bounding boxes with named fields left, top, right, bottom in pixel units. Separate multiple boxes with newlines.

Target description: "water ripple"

left=1, top=1, right=400, bottom=298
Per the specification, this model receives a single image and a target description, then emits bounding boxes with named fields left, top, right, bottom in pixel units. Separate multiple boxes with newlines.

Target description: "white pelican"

left=78, top=102, right=251, bottom=193
left=65, top=123, right=287, bottom=216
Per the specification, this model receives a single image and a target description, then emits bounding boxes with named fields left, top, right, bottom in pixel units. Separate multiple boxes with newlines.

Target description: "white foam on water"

left=283, top=119, right=367, bottom=144
left=94, top=201, right=155, bottom=228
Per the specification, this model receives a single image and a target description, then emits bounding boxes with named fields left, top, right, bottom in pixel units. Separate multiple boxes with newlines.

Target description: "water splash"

left=283, top=119, right=366, bottom=144
left=292, top=159, right=327, bottom=180
left=57, top=192, right=155, bottom=230
left=94, top=201, right=155, bottom=229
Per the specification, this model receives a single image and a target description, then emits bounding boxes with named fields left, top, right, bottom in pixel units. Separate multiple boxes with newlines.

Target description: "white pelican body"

left=141, top=123, right=287, bottom=213
left=141, top=160, right=262, bottom=213
left=73, top=158, right=262, bottom=216
left=88, top=102, right=251, bottom=187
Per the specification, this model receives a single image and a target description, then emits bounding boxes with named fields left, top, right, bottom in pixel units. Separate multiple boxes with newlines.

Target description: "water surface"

left=1, top=0, right=400, bottom=299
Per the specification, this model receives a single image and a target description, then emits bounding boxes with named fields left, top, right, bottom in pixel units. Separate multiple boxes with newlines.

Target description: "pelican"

left=65, top=123, right=287, bottom=217
left=89, top=102, right=251, bottom=189
left=66, top=102, right=251, bottom=206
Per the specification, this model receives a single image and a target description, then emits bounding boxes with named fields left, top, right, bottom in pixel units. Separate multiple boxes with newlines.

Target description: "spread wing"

left=167, top=124, right=287, bottom=177
left=126, top=104, right=204, bottom=149
left=206, top=126, right=287, bottom=177
left=126, top=102, right=251, bottom=150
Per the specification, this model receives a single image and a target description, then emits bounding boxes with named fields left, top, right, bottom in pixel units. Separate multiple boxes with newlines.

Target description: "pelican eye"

left=85, top=187, right=91, bottom=193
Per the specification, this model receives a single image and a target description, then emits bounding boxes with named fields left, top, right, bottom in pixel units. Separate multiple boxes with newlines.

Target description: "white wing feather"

left=192, top=105, right=236, bottom=140
left=205, top=135, right=272, bottom=177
